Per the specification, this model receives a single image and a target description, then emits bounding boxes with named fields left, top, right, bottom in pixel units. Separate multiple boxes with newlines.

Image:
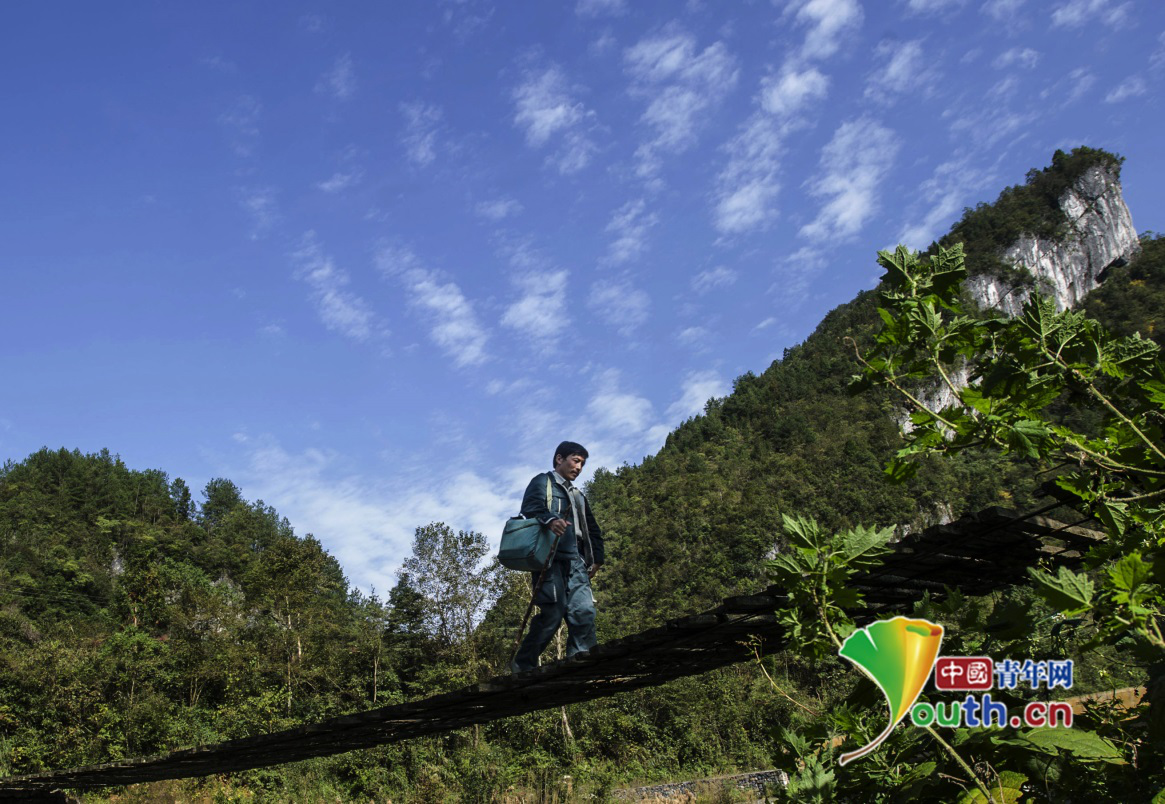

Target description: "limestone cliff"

left=903, top=163, right=1140, bottom=426
left=964, top=164, right=1139, bottom=316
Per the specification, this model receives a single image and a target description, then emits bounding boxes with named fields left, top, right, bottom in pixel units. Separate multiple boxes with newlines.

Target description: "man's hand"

left=549, top=518, right=570, bottom=536
left=588, top=563, right=602, bottom=579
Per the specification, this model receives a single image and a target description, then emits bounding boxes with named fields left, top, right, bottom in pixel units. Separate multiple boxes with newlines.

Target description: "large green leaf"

left=929, top=243, right=967, bottom=296
left=1027, top=566, right=1094, bottom=614
left=767, top=554, right=807, bottom=580
left=840, top=524, right=894, bottom=565
left=1109, top=552, right=1151, bottom=593
left=884, top=458, right=918, bottom=483
left=1141, top=379, right=1165, bottom=406
left=999, top=727, right=1126, bottom=764
left=877, top=246, right=915, bottom=290
left=1100, top=331, right=1159, bottom=378
left=1006, top=419, right=1049, bottom=459
left=782, top=513, right=821, bottom=550
left=954, top=770, right=1026, bottom=803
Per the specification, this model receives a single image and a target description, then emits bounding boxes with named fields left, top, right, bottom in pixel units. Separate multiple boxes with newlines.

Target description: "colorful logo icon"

left=837, top=617, right=944, bottom=765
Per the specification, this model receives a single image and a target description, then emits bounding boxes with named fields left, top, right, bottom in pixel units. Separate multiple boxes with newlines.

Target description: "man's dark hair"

left=553, top=441, right=589, bottom=464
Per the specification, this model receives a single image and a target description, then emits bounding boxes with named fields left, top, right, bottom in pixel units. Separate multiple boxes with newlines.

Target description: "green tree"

left=399, top=522, right=506, bottom=684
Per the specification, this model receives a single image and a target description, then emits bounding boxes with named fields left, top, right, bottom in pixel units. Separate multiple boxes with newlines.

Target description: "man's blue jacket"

left=520, top=472, right=605, bottom=567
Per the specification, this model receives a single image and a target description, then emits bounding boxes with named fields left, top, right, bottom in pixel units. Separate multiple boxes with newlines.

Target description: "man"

left=511, top=440, right=605, bottom=673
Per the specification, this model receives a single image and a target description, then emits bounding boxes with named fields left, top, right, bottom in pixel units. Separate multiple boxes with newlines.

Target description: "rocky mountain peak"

left=964, top=163, right=1139, bottom=316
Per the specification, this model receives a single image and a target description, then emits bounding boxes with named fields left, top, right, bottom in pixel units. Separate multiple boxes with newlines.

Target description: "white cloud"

left=981, top=0, right=1025, bottom=19
left=299, top=14, right=326, bottom=33
left=1105, top=74, right=1147, bottom=103
left=501, top=268, right=570, bottom=344
left=218, top=95, right=261, bottom=156
left=945, top=72, right=1039, bottom=146
left=676, top=327, right=711, bottom=351
left=896, top=157, right=995, bottom=248
left=713, top=114, right=783, bottom=234
left=774, top=245, right=830, bottom=308
left=989, top=75, right=1021, bottom=101
left=316, top=53, right=356, bottom=101
left=947, top=105, right=1035, bottom=147
left=865, top=40, right=938, bottom=103
left=238, top=187, right=279, bottom=239
left=576, top=0, right=626, bottom=17
left=624, top=27, right=739, bottom=177
left=785, top=0, right=864, bottom=60
left=513, top=65, right=584, bottom=145
left=495, top=237, right=570, bottom=348
left=1065, top=68, right=1097, bottom=104
left=233, top=439, right=519, bottom=594
left=993, top=47, right=1040, bottom=70
left=1040, top=67, right=1097, bottom=107
left=604, top=199, right=658, bottom=264
left=200, top=55, right=236, bottom=73
left=400, top=102, right=442, bottom=167
left=902, top=0, right=965, bottom=12
left=590, top=32, right=618, bottom=56
left=692, top=266, right=737, bottom=293
left=408, top=279, right=488, bottom=367
left=317, top=171, right=363, bottom=193
left=666, top=370, right=727, bottom=421
left=760, top=63, right=829, bottom=116
left=576, top=369, right=673, bottom=461
left=800, top=118, right=900, bottom=242
left=1051, top=0, right=1131, bottom=28
left=551, top=132, right=598, bottom=174
left=588, top=279, right=650, bottom=334
left=588, top=389, right=655, bottom=435
left=484, top=377, right=534, bottom=396
left=475, top=197, right=523, bottom=221
left=512, top=64, right=597, bottom=174
left=710, top=51, right=828, bottom=237
left=376, top=246, right=488, bottom=367
left=440, top=0, right=495, bottom=40
left=293, top=232, right=382, bottom=343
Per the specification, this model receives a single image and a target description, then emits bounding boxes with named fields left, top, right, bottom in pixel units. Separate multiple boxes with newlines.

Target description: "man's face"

left=554, top=452, right=586, bottom=481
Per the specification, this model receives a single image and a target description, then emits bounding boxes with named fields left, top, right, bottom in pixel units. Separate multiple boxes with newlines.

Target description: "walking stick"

left=508, top=522, right=567, bottom=669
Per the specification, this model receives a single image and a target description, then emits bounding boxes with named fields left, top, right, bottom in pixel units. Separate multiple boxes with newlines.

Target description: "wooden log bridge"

left=0, top=505, right=1103, bottom=798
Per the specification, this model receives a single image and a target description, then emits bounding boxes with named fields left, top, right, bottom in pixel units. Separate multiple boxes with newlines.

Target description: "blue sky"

left=2, top=0, right=1163, bottom=594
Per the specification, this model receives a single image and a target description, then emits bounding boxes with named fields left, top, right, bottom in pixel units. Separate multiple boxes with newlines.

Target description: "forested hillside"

left=585, top=148, right=1134, bottom=636
left=1, top=147, right=1160, bottom=800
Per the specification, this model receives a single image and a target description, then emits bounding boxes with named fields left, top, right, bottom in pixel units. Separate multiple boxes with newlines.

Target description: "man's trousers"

left=512, top=554, right=596, bottom=672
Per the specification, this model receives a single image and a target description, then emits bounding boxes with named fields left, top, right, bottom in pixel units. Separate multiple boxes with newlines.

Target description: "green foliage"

left=991, top=727, right=1125, bottom=764
left=857, top=242, right=1165, bottom=653
left=1085, top=232, right=1165, bottom=347
left=953, top=771, right=1026, bottom=804
left=767, top=515, right=895, bottom=657
left=778, top=238, right=1165, bottom=801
